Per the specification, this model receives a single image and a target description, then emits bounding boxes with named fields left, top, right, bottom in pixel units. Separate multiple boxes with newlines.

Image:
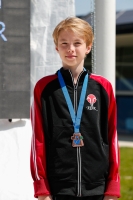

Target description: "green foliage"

left=120, top=147, right=133, bottom=200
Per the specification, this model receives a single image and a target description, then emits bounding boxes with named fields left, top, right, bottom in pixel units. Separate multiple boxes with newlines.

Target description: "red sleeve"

left=90, top=74, right=120, bottom=198
left=104, top=82, right=120, bottom=198
left=30, top=75, right=57, bottom=198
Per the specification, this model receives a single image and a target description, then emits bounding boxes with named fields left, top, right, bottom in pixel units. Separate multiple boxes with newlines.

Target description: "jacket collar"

left=56, top=67, right=90, bottom=87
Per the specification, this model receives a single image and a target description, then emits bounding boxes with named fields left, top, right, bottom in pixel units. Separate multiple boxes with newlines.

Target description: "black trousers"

left=53, top=195, right=104, bottom=200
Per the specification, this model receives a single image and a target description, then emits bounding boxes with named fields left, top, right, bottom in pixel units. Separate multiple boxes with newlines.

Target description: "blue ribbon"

left=58, top=69, right=88, bottom=133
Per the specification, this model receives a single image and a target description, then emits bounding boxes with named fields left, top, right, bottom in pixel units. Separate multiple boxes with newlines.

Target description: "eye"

left=62, top=42, right=67, bottom=45
left=75, top=42, right=81, bottom=46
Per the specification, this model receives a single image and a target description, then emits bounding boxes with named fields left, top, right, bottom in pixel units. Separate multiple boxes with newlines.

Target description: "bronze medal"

left=71, top=133, right=84, bottom=147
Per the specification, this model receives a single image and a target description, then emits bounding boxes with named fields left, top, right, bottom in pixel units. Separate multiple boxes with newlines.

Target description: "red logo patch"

left=86, top=94, right=98, bottom=111
left=86, top=94, right=97, bottom=106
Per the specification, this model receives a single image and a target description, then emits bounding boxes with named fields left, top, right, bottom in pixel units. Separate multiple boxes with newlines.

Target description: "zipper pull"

left=74, top=84, right=78, bottom=90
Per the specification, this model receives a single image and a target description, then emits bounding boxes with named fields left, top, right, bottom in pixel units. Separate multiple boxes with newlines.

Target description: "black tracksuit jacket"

left=30, top=68, right=120, bottom=198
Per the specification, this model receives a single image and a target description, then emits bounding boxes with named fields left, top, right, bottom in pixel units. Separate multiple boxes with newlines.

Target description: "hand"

left=38, top=195, right=52, bottom=200
left=103, top=196, right=118, bottom=200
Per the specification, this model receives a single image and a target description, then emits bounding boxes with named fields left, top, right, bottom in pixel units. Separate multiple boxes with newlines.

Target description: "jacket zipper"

left=69, top=70, right=84, bottom=197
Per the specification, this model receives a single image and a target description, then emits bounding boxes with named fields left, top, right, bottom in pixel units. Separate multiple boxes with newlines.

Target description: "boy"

left=30, top=17, right=120, bottom=200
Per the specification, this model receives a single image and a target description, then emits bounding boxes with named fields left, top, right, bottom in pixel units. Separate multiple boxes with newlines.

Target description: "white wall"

left=30, top=0, right=75, bottom=93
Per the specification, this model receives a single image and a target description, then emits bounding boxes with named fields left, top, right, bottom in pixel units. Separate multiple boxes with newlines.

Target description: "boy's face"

left=56, top=29, right=91, bottom=70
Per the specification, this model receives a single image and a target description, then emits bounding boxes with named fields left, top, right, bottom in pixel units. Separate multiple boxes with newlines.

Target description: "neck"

left=70, top=67, right=84, bottom=84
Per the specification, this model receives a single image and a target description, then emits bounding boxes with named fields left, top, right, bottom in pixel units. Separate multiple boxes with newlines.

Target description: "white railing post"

left=95, top=0, right=116, bottom=92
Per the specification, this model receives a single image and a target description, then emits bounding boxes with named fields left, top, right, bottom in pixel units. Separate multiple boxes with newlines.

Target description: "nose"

left=67, top=44, right=74, bottom=53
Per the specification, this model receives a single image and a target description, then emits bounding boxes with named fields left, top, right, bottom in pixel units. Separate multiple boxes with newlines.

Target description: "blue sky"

left=75, top=0, right=133, bottom=16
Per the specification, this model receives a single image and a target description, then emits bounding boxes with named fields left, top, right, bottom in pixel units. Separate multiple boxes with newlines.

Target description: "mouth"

left=65, top=55, right=77, bottom=58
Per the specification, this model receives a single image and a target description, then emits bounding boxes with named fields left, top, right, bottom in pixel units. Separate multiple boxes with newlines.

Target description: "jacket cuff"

left=34, top=179, right=51, bottom=198
left=104, top=179, right=120, bottom=198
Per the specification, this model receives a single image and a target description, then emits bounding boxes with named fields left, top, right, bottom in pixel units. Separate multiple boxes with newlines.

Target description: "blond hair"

left=52, top=17, right=94, bottom=46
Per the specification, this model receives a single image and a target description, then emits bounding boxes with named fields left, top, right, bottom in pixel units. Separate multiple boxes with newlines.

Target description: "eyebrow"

left=59, top=39, right=83, bottom=42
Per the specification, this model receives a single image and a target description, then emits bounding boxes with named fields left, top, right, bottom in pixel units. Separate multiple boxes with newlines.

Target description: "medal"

left=58, top=69, right=88, bottom=147
left=71, top=133, right=84, bottom=147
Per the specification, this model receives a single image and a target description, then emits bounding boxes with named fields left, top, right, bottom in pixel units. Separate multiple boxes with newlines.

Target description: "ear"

left=86, top=44, right=92, bottom=54
left=55, top=47, right=59, bottom=52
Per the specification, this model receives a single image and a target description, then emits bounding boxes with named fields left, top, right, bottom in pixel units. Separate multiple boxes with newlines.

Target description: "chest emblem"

left=86, top=94, right=98, bottom=111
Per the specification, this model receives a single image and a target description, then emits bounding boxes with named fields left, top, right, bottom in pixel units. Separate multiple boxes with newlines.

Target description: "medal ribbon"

left=58, top=69, right=88, bottom=133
